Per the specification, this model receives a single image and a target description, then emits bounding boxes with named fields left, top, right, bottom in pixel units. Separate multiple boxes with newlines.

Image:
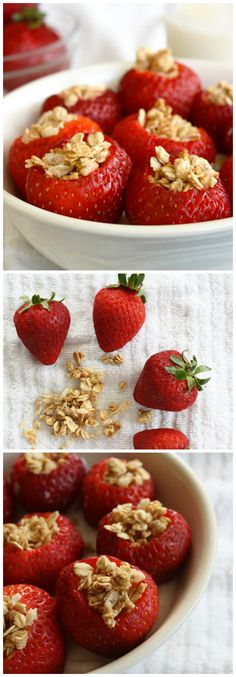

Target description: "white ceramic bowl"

left=4, top=452, right=216, bottom=674
left=3, top=59, right=232, bottom=270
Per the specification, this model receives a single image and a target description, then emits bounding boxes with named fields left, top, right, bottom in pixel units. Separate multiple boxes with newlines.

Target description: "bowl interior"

left=3, top=452, right=216, bottom=674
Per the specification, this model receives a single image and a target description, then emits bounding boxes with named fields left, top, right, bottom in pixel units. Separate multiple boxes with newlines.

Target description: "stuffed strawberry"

left=11, top=452, right=86, bottom=512
left=133, top=428, right=189, bottom=450
left=220, top=155, right=233, bottom=210
left=14, top=291, right=70, bottom=365
left=4, top=511, right=84, bottom=591
left=133, top=350, right=211, bottom=411
left=125, top=145, right=231, bottom=225
left=97, top=499, right=191, bottom=584
left=93, top=273, right=146, bottom=352
left=82, top=457, right=155, bottom=527
left=191, top=81, right=233, bottom=153
left=8, top=107, right=101, bottom=197
left=56, top=554, right=159, bottom=657
left=113, top=98, right=216, bottom=166
left=119, top=47, right=201, bottom=118
left=4, top=583, right=65, bottom=674
left=4, top=477, right=14, bottom=523
left=42, top=85, right=122, bottom=135
left=25, top=131, right=132, bottom=222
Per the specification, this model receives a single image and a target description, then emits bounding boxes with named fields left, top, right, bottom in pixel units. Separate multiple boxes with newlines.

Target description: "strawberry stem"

left=164, top=351, right=211, bottom=392
left=12, top=7, right=46, bottom=28
left=108, top=274, right=146, bottom=303
left=19, top=292, right=64, bottom=313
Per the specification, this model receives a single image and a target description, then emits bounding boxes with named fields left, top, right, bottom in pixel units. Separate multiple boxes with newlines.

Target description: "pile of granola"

left=149, top=145, right=219, bottom=192
left=138, top=98, right=200, bottom=141
left=104, top=498, right=171, bottom=545
left=135, top=47, right=178, bottom=77
left=104, top=457, right=150, bottom=487
left=22, top=107, right=77, bottom=144
left=25, top=132, right=111, bottom=179
left=3, top=593, right=37, bottom=657
left=4, top=512, right=59, bottom=550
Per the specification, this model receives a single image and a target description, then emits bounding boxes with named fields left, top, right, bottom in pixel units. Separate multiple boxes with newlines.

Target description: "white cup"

left=165, top=3, right=232, bottom=62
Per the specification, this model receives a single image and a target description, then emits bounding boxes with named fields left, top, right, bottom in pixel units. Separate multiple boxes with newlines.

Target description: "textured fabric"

left=3, top=272, right=232, bottom=450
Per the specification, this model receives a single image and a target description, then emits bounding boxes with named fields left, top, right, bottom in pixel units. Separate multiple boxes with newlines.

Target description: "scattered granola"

left=104, top=499, right=171, bottom=545
left=24, top=452, right=68, bottom=475
left=101, top=353, right=124, bottom=364
left=23, top=428, right=37, bottom=448
left=149, top=146, right=219, bottom=192
left=22, top=107, right=77, bottom=144
left=4, top=512, right=59, bottom=550
left=3, top=593, right=37, bottom=657
left=59, top=84, right=106, bottom=107
left=206, top=81, right=233, bottom=106
left=104, top=457, right=150, bottom=487
left=135, top=47, right=178, bottom=78
left=73, top=555, right=147, bottom=628
left=119, top=381, right=127, bottom=390
left=103, top=421, right=121, bottom=437
left=25, top=132, right=111, bottom=179
left=137, top=408, right=152, bottom=424
left=138, top=98, right=200, bottom=141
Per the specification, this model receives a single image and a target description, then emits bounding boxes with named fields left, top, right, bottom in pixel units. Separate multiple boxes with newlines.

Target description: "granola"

left=24, top=452, right=68, bottom=474
left=135, top=47, right=178, bottom=78
left=22, top=107, right=77, bottom=144
left=101, top=354, right=124, bottom=364
left=104, top=498, right=171, bottom=545
left=138, top=98, right=200, bottom=141
left=73, top=555, right=147, bottom=628
left=104, top=457, right=150, bottom=487
left=3, top=593, right=37, bottom=657
left=206, top=81, right=233, bottom=106
left=137, top=408, right=152, bottom=424
left=25, top=132, right=111, bottom=179
left=4, top=512, right=59, bottom=550
left=59, top=84, right=105, bottom=107
left=149, top=145, right=219, bottom=192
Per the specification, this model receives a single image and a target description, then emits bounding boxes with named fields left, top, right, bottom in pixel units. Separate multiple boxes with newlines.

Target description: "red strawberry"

left=220, top=155, right=233, bottom=209
left=93, top=273, right=146, bottom=352
left=133, top=428, right=189, bottom=450
left=113, top=102, right=216, bottom=166
left=4, top=477, right=14, bottom=523
left=56, top=555, right=159, bottom=657
left=8, top=108, right=101, bottom=197
left=4, top=511, right=84, bottom=591
left=25, top=131, right=132, bottom=222
left=125, top=146, right=231, bottom=225
left=133, top=350, right=211, bottom=412
left=11, top=452, right=86, bottom=512
left=42, top=87, right=122, bottom=135
left=4, top=583, right=65, bottom=674
left=82, top=457, right=155, bottom=527
left=223, top=121, right=233, bottom=155
left=191, top=82, right=233, bottom=153
left=97, top=500, right=191, bottom=584
left=14, top=291, right=70, bottom=365
left=119, top=48, right=201, bottom=118
left=3, top=4, right=37, bottom=23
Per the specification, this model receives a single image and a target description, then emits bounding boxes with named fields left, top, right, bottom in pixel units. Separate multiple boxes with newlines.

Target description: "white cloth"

left=4, top=272, right=232, bottom=450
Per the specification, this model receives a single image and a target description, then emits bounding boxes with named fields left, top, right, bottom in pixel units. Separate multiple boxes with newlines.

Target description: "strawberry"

left=119, top=47, right=201, bottom=118
left=8, top=107, right=101, bottom=197
left=4, top=511, right=84, bottom=591
left=3, top=4, right=37, bottom=23
left=133, top=428, right=189, bottom=450
left=4, top=583, right=65, bottom=674
left=25, top=131, right=132, bottom=222
left=191, top=82, right=233, bottom=153
left=125, top=146, right=231, bottom=225
left=82, top=457, right=155, bottom=527
left=93, top=273, right=146, bottom=352
left=14, top=291, right=70, bottom=365
left=4, top=477, right=14, bottom=523
left=220, top=155, right=233, bottom=210
left=56, top=555, right=159, bottom=657
left=133, top=350, right=211, bottom=412
left=42, top=87, right=122, bottom=135
left=223, top=121, right=233, bottom=155
left=97, top=500, right=191, bottom=584
left=113, top=100, right=216, bottom=166
left=11, top=453, right=86, bottom=512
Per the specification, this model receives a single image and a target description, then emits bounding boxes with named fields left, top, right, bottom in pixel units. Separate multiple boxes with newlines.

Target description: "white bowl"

left=4, top=452, right=216, bottom=674
left=3, top=59, right=232, bottom=270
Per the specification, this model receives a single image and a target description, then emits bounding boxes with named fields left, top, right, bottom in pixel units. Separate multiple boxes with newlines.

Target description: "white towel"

left=4, top=272, right=232, bottom=450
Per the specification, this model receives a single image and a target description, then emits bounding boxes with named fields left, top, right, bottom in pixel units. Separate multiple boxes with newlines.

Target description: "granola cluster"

left=138, top=98, right=200, bottom=141
left=60, top=84, right=105, bottom=107
left=4, top=512, right=59, bottom=551
left=206, top=81, right=233, bottom=106
left=73, top=555, right=147, bottom=628
left=104, top=499, right=171, bottom=545
left=22, top=107, right=77, bottom=144
left=149, top=145, right=219, bottom=192
left=3, top=593, right=37, bottom=657
left=104, top=457, right=150, bottom=487
left=135, top=47, right=178, bottom=78
left=25, top=452, right=67, bottom=474
left=25, top=132, right=111, bottom=179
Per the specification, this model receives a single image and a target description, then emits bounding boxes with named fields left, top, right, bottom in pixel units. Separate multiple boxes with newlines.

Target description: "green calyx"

left=12, top=7, right=46, bottom=28
left=19, top=292, right=64, bottom=313
left=108, top=273, right=146, bottom=304
left=164, top=351, right=211, bottom=392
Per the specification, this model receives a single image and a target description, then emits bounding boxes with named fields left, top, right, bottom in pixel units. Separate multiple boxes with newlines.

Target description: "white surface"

left=3, top=58, right=232, bottom=271
left=3, top=272, right=233, bottom=450
left=3, top=451, right=219, bottom=674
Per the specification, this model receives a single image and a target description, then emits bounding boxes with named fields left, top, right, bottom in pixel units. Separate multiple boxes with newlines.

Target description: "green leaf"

left=196, top=376, right=211, bottom=385
left=170, top=355, right=186, bottom=368
left=118, top=273, right=127, bottom=287
left=18, top=292, right=62, bottom=314
left=194, top=365, right=212, bottom=375
left=165, top=367, right=187, bottom=379
left=12, top=7, right=46, bottom=28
